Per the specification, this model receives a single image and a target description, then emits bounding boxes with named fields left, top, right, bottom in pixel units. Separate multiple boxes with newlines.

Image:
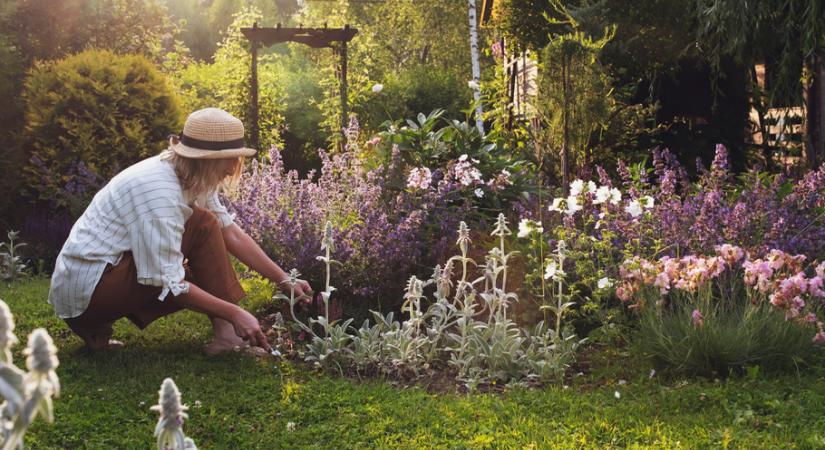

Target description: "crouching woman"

left=48, top=108, right=311, bottom=353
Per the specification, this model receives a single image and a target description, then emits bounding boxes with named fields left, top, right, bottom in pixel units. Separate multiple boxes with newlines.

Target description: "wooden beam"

left=241, top=26, right=358, bottom=48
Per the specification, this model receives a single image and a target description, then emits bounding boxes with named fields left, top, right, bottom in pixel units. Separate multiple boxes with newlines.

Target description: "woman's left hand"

left=288, top=279, right=313, bottom=303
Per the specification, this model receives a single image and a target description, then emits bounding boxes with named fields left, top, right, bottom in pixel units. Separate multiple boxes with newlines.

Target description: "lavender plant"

left=225, top=144, right=466, bottom=318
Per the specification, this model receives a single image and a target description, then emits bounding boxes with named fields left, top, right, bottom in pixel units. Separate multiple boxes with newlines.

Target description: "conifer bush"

left=22, top=49, right=182, bottom=211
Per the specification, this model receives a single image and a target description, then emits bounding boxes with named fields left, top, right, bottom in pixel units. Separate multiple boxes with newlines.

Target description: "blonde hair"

left=160, top=149, right=243, bottom=197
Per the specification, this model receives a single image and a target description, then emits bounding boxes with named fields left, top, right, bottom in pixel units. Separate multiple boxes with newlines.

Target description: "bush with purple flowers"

left=225, top=143, right=470, bottom=318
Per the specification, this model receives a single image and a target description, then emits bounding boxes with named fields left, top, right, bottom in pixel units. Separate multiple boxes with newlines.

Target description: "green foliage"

left=490, top=0, right=560, bottom=51
left=0, top=231, right=28, bottom=282
left=637, top=295, right=816, bottom=377
left=0, top=30, right=26, bottom=219
left=9, top=0, right=188, bottom=65
left=22, top=49, right=182, bottom=210
left=174, top=6, right=285, bottom=150
left=356, top=66, right=470, bottom=134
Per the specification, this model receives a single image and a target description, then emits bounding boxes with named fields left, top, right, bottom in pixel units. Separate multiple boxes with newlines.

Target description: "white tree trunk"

left=468, top=0, right=484, bottom=135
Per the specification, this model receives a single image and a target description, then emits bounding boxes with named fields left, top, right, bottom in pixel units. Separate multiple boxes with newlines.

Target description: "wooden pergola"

left=241, top=23, right=358, bottom=149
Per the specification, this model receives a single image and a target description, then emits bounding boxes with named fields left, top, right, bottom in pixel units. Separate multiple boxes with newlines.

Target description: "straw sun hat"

left=169, top=108, right=257, bottom=159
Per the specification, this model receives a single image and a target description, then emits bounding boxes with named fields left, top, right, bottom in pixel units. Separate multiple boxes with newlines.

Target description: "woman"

left=48, top=108, right=312, bottom=353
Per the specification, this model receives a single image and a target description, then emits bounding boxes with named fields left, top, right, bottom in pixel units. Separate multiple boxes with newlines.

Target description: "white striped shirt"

left=48, top=155, right=234, bottom=319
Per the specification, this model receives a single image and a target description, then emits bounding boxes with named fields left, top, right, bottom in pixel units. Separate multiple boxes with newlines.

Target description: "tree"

left=696, top=0, right=825, bottom=167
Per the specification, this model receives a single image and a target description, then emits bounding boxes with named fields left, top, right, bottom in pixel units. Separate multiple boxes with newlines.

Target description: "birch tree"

left=467, top=0, right=484, bottom=135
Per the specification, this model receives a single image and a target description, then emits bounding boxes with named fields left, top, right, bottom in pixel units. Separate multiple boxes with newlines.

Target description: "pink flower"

left=813, top=331, right=825, bottom=345
left=406, top=167, right=432, bottom=190
left=810, top=276, right=825, bottom=297
left=816, top=261, right=825, bottom=279
left=654, top=272, right=671, bottom=295
left=691, top=309, right=704, bottom=328
left=366, top=136, right=382, bottom=146
left=805, top=312, right=818, bottom=323
left=785, top=308, right=800, bottom=321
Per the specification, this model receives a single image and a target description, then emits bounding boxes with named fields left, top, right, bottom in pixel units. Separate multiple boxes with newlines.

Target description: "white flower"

left=597, top=277, right=613, bottom=289
left=549, top=197, right=564, bottom=212
left=286, top=422, right=296, bottom=432
left=642, top=195, right=655, bottom=209
left=587, top=181, right=597, bottom=193
left=371, top=83, right=384, bottom=93
left=570, top=179, right=585, bottom=196
left=544, top=261, right=566, bottom=281
left=459, top=154, right=468, bottom=161
left=609, top=188, right=622, bottom=205
left=625, top=199, right=643, bottom=218
left=468, top=80, right=480, bottom=90
left=564, top=195, right=582, bottom=216
left=517, top=219, right=543, bottom=238
left=474, top=188, right=484, bottom=198
left=593, top=186, right=611, bottom=204
left=614, top=390, right=621, bottom=399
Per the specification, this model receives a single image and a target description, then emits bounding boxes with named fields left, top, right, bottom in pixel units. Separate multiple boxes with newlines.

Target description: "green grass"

left=4, top=278, right=825, bottom=449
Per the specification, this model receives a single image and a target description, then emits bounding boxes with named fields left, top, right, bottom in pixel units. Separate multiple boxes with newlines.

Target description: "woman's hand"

left=282, top=279, right=313, bottom=304
left=230, top=308, right=272, bottom=351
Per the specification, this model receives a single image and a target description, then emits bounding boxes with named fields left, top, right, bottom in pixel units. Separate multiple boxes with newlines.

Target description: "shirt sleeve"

left=205, top=191, right=235, bottom=228
left=130, top=215, right=186, bottom=296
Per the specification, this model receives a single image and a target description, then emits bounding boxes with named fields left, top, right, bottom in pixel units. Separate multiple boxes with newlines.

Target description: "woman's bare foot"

left=202, top=338, right=243, bottom=355
left=84, top=338, right=125, bottom=351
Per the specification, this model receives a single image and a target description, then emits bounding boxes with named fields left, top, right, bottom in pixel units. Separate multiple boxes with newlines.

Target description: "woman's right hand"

left=231, top=307, right=271, bottom=351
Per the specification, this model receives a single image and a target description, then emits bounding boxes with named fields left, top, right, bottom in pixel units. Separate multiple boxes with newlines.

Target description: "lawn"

left=4, top=278, right=825, bottom=449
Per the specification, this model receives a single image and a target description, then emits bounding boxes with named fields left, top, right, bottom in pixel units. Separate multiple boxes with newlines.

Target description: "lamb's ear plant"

left=0, top=300, right=60, bottom=450
left=151, top=378, right=197, bottom=450
left=0, top=232, right=28, bottom=282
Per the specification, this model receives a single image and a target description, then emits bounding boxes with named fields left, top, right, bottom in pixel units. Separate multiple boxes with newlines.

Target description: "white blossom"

left=587, top=181, right=598, bottom=193
left=544, top=261, right=566, bottom=281
left=609, top=188, right=622, bottom=205
left=570, top=179, right=585, bottom=196
left=564, top=195, right=582, bottom=216
left=642, top=195, right=655, bottom=209
left=548, top=197, right=565, bottom=212
left=467, top=80, right=480, bottom=90
left=474, top=188, right=484, bottom=198
left=593, top=186, right=611, bottom=205
left=517, top=219, right=544, bottom=238
left=371, top=83, right=384, bottom=93
left=625, top=200, right=643, bottom=218
left=597, top=277, right=613, bottom=289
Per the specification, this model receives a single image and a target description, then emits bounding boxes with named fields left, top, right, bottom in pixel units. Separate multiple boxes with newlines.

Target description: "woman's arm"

left=221, top=224, right=313, bottom=298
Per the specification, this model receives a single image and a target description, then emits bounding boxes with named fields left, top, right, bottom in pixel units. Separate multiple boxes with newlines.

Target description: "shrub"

left=355, top=66, right=470, bottom=134
left=22, top=49, right=182, bottom=212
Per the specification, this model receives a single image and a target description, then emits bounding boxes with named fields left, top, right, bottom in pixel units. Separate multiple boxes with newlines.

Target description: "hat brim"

left=170, top=137, right=256, bottom=159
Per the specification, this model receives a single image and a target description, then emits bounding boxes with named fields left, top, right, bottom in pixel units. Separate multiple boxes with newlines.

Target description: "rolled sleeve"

left=130, top=217, right=186, bottom=291
left=206, top=191, right=235, bottom=228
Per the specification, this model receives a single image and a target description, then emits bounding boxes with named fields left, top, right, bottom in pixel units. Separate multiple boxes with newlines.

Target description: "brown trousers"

left=64, top=207, right=245, bottom=341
